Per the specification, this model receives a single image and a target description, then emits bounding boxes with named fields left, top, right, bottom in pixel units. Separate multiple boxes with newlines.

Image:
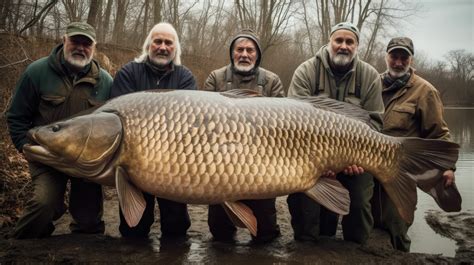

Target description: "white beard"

left=387, top=63, right=410, bottom=78
left=327, top=46, right=356, bottom=67
left=234, top=63, right=255, bottom=72
left=64, top=51, right=92, bottom=68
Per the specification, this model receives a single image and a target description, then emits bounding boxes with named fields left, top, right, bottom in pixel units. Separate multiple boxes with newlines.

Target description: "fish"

left=23, top=90, right=462, bottom=236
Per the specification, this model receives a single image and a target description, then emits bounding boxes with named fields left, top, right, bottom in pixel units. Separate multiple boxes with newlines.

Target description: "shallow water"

left=409, top=108, right=474, bottom=257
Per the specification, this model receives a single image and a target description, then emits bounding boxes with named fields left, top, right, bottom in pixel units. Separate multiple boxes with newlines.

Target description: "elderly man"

left=372, top=37, right=455, bottom=251
left=202, top=29, right=283, bottom=243
left=287, top=22, right=384, bottom=244
left=110, top=22, right=196, bottom=238
left=7, top=22, right=112, bottom=238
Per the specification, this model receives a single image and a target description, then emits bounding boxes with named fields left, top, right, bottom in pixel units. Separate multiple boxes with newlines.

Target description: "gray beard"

left=234, top=63, right=255, bottom=72
left=327, top=46, right=356, bottom=67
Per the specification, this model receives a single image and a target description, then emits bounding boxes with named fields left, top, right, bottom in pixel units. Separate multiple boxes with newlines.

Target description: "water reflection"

left=409, top=108, right=474, bottom=257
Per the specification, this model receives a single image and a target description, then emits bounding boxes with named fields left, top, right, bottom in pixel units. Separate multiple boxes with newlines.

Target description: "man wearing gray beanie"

left=202, top=29, right=283, bottom=243
left=287, top=21, right=384, bottom=244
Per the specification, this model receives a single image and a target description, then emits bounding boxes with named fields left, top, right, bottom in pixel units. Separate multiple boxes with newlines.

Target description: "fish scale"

left=103, top=91, right=383, bottom=203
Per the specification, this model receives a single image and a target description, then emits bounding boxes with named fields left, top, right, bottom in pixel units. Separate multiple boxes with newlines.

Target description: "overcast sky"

left=399, top=0, right=473, bottom=62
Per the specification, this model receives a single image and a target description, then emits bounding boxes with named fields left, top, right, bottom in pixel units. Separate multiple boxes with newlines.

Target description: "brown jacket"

left=382, top=68, right=451, bottom=139
left=202, top=65, right=284, bottom=97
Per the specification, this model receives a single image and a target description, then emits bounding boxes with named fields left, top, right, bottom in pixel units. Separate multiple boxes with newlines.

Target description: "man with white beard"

left=110, top=22, right=196, bottom=239
left=372, top=37, right=455, bottom=252
left=7, top=22, right=112, bottom=238
left=287, top=22, right=384, bottom=244
left=202, top=29, right=283, bottom=243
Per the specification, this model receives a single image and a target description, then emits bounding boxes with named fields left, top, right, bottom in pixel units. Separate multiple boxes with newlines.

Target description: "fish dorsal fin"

left=220, top=89, right=264, bottom=98
left=115, top=166, right=146, bottom=227
left=290, top=95, right=380, bottom=130
left=223, top=201, right=257, bottom=236
left=304, top=178, right=350, bottom=215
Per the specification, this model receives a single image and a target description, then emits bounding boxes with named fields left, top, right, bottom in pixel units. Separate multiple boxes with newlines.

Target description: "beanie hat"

left=330, top=22, right=360, bottom=42
left=229, top=29, right=262, bottom=68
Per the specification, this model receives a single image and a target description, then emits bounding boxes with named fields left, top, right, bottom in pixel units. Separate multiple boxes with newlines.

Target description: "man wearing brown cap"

left=287, top=21, right=384, bottom=244
left=372, top=37, right=456, bottom=251
left=7, top=21, right=112, bottom=238
left=202, top=29, right=283, bottom=243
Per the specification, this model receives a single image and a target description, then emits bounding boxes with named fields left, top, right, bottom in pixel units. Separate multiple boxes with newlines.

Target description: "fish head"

left=23, top=111, right=122, bottom=184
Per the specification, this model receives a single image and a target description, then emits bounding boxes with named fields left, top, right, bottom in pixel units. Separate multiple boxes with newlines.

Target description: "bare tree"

left=99, top=0, right=113, bottom=42
left=19, top=0, right=58, bottom=34
left=234, top=0, right=296, bottom=54
left=87, top=0, right=100, bottom=27
left=445, top=50, right=474, bottom=83
left=153, top=0, right=162, bottom=24
left=111, top=0, right=129, bottom=44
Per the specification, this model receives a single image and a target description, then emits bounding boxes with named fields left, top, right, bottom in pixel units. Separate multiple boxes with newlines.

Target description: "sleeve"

left=202, top=71, right=217, bottom=91
left=179, top=68, right=197, bottom=90
left=418, top=89, right=451, bottom=140
left=362, top=72, right=385, bottom=131
left=269, top=75, right=285, bottom=97
left=287, top=61, right=314, bottom=97
left=6, top=72, right=40, bottom=152
left=110, top=63, right=137, bottom=98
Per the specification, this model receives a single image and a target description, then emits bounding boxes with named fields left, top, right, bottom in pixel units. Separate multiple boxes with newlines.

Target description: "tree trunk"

left=112, top=0, right=128, bottom=44
left=153, top=0, right=162, bottom=24
left=100, top=0, right=113, bottom=43
left=87, top=0, right=100, bottom=27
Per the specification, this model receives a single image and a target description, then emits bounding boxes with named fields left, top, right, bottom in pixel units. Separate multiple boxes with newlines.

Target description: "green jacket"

left=288, top=45, right=384, bottom=130
left=202, top=65, right=284, bottom=97
left=6, top=44, right=113, bottom=151
left=382, top=68, right=451, bottom=139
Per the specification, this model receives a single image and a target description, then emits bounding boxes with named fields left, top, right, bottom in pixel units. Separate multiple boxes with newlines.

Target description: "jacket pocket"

left=38, top=95, right=66, bottom=124
left=384, top=103, right=416, bottom=130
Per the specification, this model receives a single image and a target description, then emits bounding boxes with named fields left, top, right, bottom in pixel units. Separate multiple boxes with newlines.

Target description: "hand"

left=343, top=165, right=364, bottom=175
left=443, top=169, right=455, bottom=187
left=321, top=170, right=336, bottom=179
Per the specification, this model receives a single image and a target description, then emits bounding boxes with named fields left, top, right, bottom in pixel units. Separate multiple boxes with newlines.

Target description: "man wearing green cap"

left=373, top=37, right=456, bottom=251
left=6, top=21, right=112, bottom=238
left=202, top=29, right=283, bottom=243
left=286, top=21, right=384, bottom=244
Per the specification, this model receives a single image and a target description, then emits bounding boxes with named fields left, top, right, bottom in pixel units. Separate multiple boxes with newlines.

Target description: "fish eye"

left=52, top=124, right=60, bottom=132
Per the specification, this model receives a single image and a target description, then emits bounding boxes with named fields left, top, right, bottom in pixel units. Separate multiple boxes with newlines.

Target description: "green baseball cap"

left=66, top=22, right=96, bottom=42
left=387, top=37, right=414, bottom=56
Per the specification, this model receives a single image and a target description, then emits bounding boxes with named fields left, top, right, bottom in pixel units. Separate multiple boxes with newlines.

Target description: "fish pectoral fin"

left=116, top=166, right=146, bottom=227
left=304, top=178, right=350, bottom=215
left=222, top=201, right=257, bottom=237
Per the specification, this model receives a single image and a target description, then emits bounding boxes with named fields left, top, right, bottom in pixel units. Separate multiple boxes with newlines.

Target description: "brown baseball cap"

left=387, top=37, right=414, bottom=56
left=66, top=22, right=96, bottom=42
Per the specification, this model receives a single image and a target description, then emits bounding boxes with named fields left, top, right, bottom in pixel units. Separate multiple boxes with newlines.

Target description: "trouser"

left=371, top=179, right=411, bottom=252
left=119, top=192, right=190, bottom=238
left=208, top=198, right=280, bottom=242
left=13, top=163, right=104, bottom=239
left=287, top=172, right=374, bottom=244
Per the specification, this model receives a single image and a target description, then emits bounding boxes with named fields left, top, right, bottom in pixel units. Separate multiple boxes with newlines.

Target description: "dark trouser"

left=13, top=163, right=104, bottom=239
left=119, top=192, right=190, bottom=238
left=208, top=198, right=280, bottom=242
left=371, top=179, right=411, bottom=252
left=287, top=172, right=374, bottom=244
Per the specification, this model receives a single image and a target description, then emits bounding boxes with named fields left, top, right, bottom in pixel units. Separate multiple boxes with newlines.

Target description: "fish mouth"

left=23, top=129, right=119, bottom=184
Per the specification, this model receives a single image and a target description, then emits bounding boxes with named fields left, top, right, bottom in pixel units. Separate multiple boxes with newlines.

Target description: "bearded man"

left=110, top=22, right=196, bottom=239
left=371, top=37, right=456, bottom=252
left=286, top=22, right=384, bottom=244
left=202, top=29, right=283, bottom=243
left=7, top=22, right=112, bottom=238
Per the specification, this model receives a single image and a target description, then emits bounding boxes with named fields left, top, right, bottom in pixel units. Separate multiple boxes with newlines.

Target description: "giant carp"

left=23, top=90, right=462, bottom=236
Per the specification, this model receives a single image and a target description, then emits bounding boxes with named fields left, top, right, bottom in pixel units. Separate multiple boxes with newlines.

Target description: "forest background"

left=0, top=0, right=473, bottom=112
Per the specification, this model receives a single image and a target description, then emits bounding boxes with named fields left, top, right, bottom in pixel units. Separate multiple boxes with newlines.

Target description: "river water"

left=409, top=108, right=474, bottom=256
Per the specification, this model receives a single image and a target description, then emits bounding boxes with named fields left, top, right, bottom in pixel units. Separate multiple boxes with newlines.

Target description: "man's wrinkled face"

left=233, top=38, right=257, bottom=72
left=148, top=32, right=175, bottom=67
left=328, top=30, right=358, bottom=67
left=386, top=49, right=412, bottom=78
left=63, top=35, right=95, bottom=69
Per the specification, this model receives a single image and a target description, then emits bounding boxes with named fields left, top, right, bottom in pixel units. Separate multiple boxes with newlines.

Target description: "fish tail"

left=381, top=137, right=461, bottom=224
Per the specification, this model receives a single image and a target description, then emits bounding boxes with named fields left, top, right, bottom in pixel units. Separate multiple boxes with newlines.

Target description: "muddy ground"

left=1, top=187, right=473, bottom=264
